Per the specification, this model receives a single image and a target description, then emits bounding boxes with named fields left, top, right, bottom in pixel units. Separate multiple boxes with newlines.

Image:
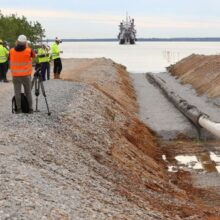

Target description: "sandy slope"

left=167, top=54, right=220, bottom=98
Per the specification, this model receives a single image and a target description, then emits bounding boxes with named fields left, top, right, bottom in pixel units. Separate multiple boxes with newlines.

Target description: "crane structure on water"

left=118, top=13, right=137, bottom=45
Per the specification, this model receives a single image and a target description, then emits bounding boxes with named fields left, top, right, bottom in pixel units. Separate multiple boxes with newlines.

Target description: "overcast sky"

left=1, top=0, right=220, bottom=39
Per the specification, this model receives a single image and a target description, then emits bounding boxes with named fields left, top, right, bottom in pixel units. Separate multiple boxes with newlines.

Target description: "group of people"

left=35, top=37, right=63, bottom=81
left=0, top=35, right=63, bottom=114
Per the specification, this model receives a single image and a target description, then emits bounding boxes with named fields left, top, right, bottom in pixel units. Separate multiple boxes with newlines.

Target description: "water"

left=59, top=42, right=220, bottom=73
left=166, top=152, right=220, bottom=173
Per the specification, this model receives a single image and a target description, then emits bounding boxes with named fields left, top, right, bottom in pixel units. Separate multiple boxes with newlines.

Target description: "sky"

left=1, top=0, right=220, bottom=39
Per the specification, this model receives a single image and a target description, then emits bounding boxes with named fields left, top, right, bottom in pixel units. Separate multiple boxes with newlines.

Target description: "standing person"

left=51, top=37, right=62, bottom=79
left=10, top=35, right=35, bottom=114
left=0, top=39, right=9, bottom=82
left=37, top=43, right=50, bottom=81
left=3, top=41, right=10, bottom=80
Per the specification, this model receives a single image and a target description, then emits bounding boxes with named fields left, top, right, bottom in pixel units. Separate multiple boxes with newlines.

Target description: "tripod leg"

left=39, top=79, right=51, bottom=115
left=31, top=77, right=35, bottom=90
left=35, top=78, right=40, bottom=112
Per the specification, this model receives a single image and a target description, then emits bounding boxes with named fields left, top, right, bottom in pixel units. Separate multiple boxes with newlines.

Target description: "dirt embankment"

left=60, top=58, right=220, bottom=219
left=62, top=58, right=137, bottom=113
left=167, top=54, right=220, bottom=98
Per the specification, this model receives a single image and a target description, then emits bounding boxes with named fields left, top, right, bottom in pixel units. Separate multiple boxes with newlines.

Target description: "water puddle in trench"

left=165, top=152, right=220, bottom=173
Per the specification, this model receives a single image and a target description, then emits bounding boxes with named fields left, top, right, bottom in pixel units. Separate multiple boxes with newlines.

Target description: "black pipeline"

left=147, top=73, right=220, bottom=138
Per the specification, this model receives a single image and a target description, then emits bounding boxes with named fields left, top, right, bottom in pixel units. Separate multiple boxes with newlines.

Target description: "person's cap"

left=17, top=35, right=27, bottom=45
left=0, top=39, right=3, bottom=44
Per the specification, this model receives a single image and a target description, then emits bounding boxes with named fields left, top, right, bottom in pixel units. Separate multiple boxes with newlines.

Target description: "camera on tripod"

left=32, top=68, right=51, bottom=116
left=34, top=68, right=42, bottom=77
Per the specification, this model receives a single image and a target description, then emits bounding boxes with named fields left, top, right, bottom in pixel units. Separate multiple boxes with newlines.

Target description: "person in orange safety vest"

left=10, top=35, right=36, bottom=114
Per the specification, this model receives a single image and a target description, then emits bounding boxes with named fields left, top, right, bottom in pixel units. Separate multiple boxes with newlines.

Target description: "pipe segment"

left=147, top=73, right=220, bottom=138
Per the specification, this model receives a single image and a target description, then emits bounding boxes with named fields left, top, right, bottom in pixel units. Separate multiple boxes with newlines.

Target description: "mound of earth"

left=167, top=54, right=220, bottom=98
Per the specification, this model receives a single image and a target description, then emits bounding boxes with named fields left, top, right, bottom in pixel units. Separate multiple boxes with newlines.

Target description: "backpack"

left=12, top=93, right=29, bottom=113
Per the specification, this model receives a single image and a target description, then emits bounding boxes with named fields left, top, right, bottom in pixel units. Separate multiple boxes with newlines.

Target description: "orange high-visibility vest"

left=10, top=48, right=33, bottom=77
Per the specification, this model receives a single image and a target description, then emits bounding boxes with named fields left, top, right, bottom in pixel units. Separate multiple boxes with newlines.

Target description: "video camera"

left=34, top=68, right=42, bottom=77
left=32, top=68, right=51, bottom=115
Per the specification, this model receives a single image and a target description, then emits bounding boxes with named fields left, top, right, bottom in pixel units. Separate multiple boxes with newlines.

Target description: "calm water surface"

left=60, top=42, right=220, bottom=73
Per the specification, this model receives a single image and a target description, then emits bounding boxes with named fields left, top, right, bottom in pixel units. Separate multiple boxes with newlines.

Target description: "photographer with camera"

left=51, top=37, right=62, bottom=79
left=10, top=35, right=35, bottom=114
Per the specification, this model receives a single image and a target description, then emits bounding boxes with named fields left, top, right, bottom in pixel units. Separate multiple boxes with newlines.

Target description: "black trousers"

left=0, top=62, right=7, bottom=81
left=46, top=62, right=50, bottom=80
left=53, top=58, right=62, bottom=74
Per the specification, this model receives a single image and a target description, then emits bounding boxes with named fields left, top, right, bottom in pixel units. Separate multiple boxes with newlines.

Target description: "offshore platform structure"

left=118, top=14, right=137, bottom=45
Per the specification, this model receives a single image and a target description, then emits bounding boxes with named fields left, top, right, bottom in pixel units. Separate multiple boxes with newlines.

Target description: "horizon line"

left=44, top=37, right=220, bottom=42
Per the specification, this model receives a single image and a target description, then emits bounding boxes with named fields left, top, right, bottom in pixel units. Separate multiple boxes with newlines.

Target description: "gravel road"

left=0, top=80, right=84, bottom=219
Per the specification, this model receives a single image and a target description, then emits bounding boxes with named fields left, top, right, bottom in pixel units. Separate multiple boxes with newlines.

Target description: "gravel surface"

left=0, top=80, right=169, bottom=220
left=130, top=72, right=220, bottom=140
left=0, top=80, right=84, bottom=219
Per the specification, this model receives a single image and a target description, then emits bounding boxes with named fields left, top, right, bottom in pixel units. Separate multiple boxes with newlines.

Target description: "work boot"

left=3, top=79, right=9, bottom=83
left=16, top=109, right=22, bottom=114
left=28, top=109, right=34, bottom=114
left=54, top=73, right=58, bottom=79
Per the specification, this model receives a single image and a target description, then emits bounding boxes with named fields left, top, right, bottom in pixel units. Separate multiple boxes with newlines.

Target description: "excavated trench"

left=131, top=71, right=220, bottom=210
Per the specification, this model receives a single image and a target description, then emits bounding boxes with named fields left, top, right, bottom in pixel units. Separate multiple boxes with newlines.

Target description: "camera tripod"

left=31, top=68, right=51, bottom=115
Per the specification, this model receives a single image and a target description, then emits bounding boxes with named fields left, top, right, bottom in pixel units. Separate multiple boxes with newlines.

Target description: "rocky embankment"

left=0, top=58, right=219, bottom=219
left=168, top=54, right=220, bottom=98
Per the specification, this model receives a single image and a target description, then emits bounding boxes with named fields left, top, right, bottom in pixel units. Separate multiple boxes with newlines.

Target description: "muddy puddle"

left=164, top=151, right=220, bottom=173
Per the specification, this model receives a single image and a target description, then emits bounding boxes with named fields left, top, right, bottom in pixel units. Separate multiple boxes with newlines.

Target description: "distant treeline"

left=0, top=11, right=45, bottom=46
left=45, top=38, right=220, bottom=42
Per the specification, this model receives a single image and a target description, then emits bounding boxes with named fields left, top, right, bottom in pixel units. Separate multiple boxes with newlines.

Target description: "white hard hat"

left=17, top=35, right=27, bottom=44
left=55, top=37, right=62, bottom=43
left=41, top=43, right=47, bottom=48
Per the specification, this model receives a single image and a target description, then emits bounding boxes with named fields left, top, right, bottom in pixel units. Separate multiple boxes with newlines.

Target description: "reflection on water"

left=210, top=152, right=220, bottom=172
left=163, top=50, right=181, bottom=64
left=171, top=152, right=220, bottom=173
